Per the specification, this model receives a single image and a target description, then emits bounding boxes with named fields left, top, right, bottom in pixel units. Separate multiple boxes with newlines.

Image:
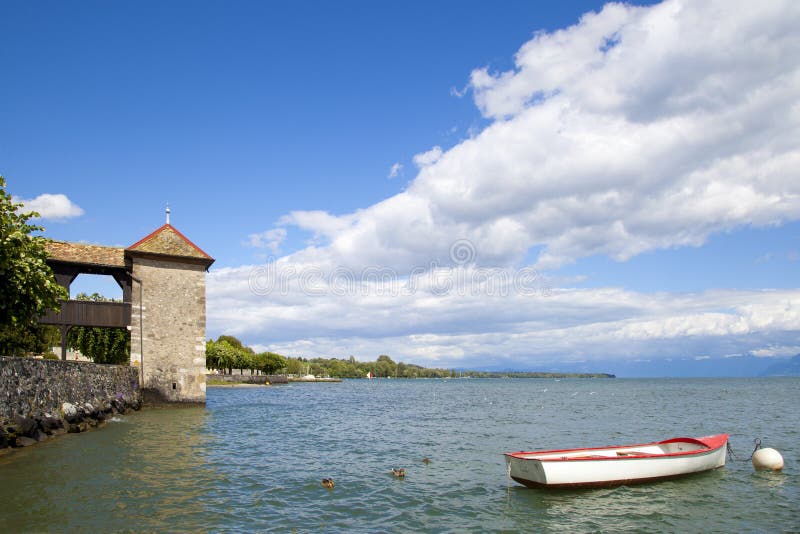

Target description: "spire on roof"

left=166, top=203, right=171, bottom=225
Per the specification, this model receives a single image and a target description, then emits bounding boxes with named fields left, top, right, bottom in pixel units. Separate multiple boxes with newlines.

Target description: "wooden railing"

left=40, top=300, right=131, bottom=328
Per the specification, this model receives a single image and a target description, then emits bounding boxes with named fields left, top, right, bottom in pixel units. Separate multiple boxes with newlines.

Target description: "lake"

left=0, top=378, right=798, bottom=532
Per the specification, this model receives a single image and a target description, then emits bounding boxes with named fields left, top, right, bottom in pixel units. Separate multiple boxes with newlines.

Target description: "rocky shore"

left=0, top=395, right=141, bottom=450
left=0, top=356, right=142, bottom=453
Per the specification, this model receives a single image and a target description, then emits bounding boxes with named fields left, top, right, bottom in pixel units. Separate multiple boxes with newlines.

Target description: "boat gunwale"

left=504, top=434, right=728, bottom=462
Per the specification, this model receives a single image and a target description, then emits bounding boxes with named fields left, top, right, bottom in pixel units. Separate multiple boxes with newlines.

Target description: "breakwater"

left=0, top=356, right=141, bottom=450
left=206, top=373, right=288, bottom=385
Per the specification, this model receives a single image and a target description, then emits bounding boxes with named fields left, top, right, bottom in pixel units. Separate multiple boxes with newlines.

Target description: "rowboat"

left=504, top=434, right=728, bottom=488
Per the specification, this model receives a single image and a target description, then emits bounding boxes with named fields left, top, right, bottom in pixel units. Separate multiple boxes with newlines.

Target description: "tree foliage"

left=204, top=333, right=614, bottom=380
left=0, top=176, right=68, bottom=356
left=205, top=335, right=287, bottom=375
left=67, top=292, right=130, bottom=364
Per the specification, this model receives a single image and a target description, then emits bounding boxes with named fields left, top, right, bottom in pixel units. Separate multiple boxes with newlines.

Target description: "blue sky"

left=3, top=0, right=799, bottom=376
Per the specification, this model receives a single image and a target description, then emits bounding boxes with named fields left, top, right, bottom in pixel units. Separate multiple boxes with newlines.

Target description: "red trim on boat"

left=504, top=434, right=728, bottom=462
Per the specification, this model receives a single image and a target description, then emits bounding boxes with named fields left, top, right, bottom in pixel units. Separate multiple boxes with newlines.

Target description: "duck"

left=321, top=478, right=335, bottom=489
left=422, top=458, right=431, bottom=465
left=392, top=468, right=406, bottom=478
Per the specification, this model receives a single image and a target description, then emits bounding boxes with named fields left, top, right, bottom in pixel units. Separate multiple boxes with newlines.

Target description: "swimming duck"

left=422, top=458, right=431, bottom=464
left=392, top=468, right=406, bottom=478
left=322, top=478, right=335, bottom=489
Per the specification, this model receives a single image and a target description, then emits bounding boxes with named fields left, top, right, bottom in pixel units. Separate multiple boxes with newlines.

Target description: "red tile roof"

left=127, top=224, right=213, bottom=262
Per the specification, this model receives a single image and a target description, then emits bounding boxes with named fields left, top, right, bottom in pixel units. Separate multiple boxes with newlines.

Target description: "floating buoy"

left=752, top=447, right=784, bottom=471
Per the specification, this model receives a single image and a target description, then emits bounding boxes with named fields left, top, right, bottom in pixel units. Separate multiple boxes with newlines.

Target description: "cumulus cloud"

left=268, top=0, right=800, bottom=273
left=17, top=193, right=84, bottom=220
left=225, top=0, right=800, bottom=367
left=208, top=262, right=800, bottom=366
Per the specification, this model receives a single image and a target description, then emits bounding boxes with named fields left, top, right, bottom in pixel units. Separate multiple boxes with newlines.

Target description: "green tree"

left=254, top=351, right=286, bottom=375
left=66, top=292, right=130, bottom=364
left=0, top=176, right=68, bottom=356
left=376, top=354, right=396, bottom=377
left=206, top=338, right=239, bottom=374
left=284, top=357, right=305, bottom=375
left=217, top=335, right=246, bottom=351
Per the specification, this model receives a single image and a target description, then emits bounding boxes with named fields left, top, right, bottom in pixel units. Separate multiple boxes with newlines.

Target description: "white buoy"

left=752, top=447, right=784, bottom=471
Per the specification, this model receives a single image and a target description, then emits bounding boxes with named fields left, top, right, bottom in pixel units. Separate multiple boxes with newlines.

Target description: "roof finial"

left=166, top=203, right=171, bottom=225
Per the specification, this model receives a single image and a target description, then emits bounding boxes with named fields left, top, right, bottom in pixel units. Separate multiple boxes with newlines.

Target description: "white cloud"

left=17, top=193, right=84, bottom=220
left=246, top=228, right=287, bottom=254
left=208, top=262, right=800, bottom=367
left=266, top=0, right=800, bottom=273
left=388, top=162, right=403, bottom=179
left=412, top=146, right=443, bottom=167
left=750, top=345, right=800, bottom=358
left=225, top=0, right=800, bottom=368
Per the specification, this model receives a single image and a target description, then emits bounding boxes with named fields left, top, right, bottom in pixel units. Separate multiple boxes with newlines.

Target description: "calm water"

left=0, top=378, right=798, bottom=532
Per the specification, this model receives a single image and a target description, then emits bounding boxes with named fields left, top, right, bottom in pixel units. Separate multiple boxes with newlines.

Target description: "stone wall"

left=0, top=356, right=141, bottom=449
left=130, top=256, right=207, bottom=403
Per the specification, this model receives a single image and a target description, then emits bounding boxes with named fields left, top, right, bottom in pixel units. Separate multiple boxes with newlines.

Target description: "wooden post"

left=59, top=325, right=71, bottom=361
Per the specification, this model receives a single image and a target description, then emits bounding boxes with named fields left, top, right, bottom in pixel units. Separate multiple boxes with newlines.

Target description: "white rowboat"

left=505, top=434, right=728, bottom=488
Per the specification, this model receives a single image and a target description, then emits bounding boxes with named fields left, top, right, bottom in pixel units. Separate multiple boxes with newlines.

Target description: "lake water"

left=0, top=378, right=798, bottom=532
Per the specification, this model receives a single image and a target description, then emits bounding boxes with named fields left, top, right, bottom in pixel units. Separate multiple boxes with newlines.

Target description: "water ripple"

left=0, top=378, right=798, bottom=531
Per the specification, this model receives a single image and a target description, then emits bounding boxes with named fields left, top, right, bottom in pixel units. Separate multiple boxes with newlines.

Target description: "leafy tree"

left=206, top=339, right=238, bottom=374
left=66, top=292, right=130, bottom=364
left=233, top=349, right=253, bottom=374
left=254, top=351, right=286, bottom=374
left=217, top=335, right=247, bottom=352
left=376, top=354, right=397, bottom=377
left=0, top=176, right=68, bottom=356
left=284, top=357, right=305, bottom=375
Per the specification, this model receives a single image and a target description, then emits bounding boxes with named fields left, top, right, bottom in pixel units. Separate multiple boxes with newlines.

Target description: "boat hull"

left=505, top=434, right=728, bottom=489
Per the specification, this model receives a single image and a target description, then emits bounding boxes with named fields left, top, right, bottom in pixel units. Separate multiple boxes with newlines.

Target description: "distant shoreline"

left=207, top=382, right=266, bottom=388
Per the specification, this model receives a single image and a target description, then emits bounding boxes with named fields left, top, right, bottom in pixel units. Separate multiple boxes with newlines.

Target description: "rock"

left=37, top=415, right=64, bottom=434
left=61, top=402, right=78, bottom=420
left=13, top=415, right=37, bottom=436
left=67, top=421, right=90, bottom=433
left=16, top=436, right=37, bottom=447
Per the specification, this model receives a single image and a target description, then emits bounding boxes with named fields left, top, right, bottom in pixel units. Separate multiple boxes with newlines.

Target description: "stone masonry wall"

left=0, top=356, right=141, bottom=449
left=130, top=257, right=207, bottom=403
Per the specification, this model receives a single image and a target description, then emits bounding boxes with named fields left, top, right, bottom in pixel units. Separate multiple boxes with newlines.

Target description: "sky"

left=2, top=0, right=799, bottom=376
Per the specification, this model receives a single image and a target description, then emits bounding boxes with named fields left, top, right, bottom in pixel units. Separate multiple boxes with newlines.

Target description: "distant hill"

left=760, top=354, right=800, bottom=377
left=472, top=354, right=800, bottom=378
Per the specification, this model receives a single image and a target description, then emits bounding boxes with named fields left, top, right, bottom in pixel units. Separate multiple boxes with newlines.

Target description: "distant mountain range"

left=473, top=354, right=800, bottom=378
left=760, top=354, right=800, bottom=377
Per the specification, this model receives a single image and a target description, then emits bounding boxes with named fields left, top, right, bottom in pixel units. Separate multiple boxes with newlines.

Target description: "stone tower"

left=127, top=222, right=214, bottom=403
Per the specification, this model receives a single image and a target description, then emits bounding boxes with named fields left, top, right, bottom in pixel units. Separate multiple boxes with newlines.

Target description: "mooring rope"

left=727, top=437, right=762, bottom=462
